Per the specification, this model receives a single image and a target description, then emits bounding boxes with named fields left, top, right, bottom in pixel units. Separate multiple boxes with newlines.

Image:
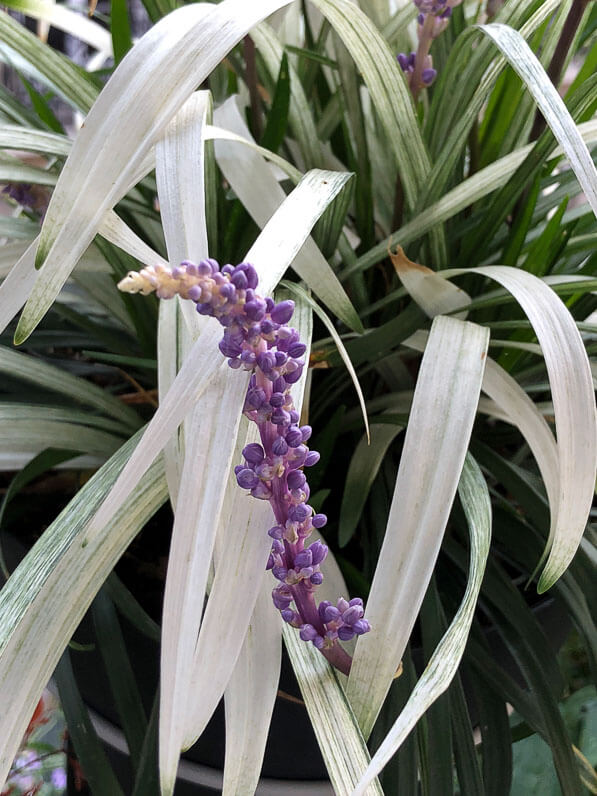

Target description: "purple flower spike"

left=117, top=257, right=371, bottom=674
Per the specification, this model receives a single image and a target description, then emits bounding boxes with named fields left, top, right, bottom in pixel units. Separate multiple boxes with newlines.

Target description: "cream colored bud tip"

left=117, top=271, right=150, bottom=294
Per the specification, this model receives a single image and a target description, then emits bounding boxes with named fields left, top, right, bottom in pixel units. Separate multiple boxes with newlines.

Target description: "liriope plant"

left=0, top=0, right=595, bottom=794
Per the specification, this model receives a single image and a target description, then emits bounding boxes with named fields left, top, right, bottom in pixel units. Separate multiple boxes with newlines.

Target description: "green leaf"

left=259, top=52, right=290, bottom=154
left=91, top=589, right=148, bottom=773
left=309, top=0, right=446, bottom=263
left=111, top=0, right=133, bottom=65
left=54, top=649, right=124, bottom=796
left=280, top=280, right=369, bottom=440
left=0, top=9, right=99, bottom=113
left=338, top=421, right=403, bottom=548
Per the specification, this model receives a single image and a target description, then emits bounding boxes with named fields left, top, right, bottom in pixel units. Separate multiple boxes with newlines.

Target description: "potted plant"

left=0, top=0, right=595, bottom=793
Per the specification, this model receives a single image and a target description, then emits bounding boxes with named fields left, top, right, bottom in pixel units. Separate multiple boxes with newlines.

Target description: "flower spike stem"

left=119, top=259, right=371, bottom=675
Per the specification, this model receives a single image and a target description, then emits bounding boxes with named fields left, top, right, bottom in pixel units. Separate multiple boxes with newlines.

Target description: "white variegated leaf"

left=353, top=455, right=491, bottom=794
left=12, top=0, right=295, bottom=343
left=0, top=435, right=167, bottom=787
left=346, top=316, right=489, bottom=738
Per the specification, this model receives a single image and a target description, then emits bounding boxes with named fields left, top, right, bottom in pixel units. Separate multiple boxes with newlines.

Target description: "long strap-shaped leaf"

left=181, top=294, right=311, bottom=750
left=2, top=0, right=112, bottom=52
left=474, top=266, right=596, bottom=591
left=353, top=454, right=491, bottom=795
left=393, top=254, right=594, bottom=591
left=477, top=23, right=597, bottom=220
left=152, top=92, right=247, bottom=794
left=11, top=0, right=294, bottom=343
left=221, top=561, right=283, bottom=795
left=283, top=624, right=383, bottom=796
left=0, top=433, right=167, bottom=787
left=308, top=0, right=446, bottom=264
left=213, top=97, right=362, bottom=332
left=346, top=315, right=489, bottom=738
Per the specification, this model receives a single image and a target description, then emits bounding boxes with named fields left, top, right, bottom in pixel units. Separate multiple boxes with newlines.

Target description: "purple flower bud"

left=281, top=608, right=298, bottom=624
left=271, top=539, right=284, bottom=554
left=266, top=554, right=274, bottom=570
left=299, top=624, right=319, bottom=642
left=309, top=540, right=328, bottom=565
left=245, top=299, right=266, bottom=321
left=243, top=443, right=265, bottom=464
left=312, top=514, right=327, bottom=529
left=268, top=525, right=284, bottom=540
left=294, top=549, right=313, bottom=569
left=286, top=427, right=303, bottom=447
left=219, top=336, right=242, bottom=358
left=284, top=366, right=303, bottom=384
left=219, top=283, right=235, bottom=300
left=260, top=319, right=275, bottom=335
left=289, top=410, right=300, bottom=424
left=265, top=297, right=274, bottom=312
left=287, top=470, right=306, bottom=490
left=251, top=482, right=272, bottom=500
left=275, top=351, right=287, bottom=366
left=236, top=468, right=259, bottom=489
left=337, top=598, right=349, bottom=614
left=422, top=68, right=437, bottom=85
left=288, top=503, right=310, bottom=523
left=338, top=625, right=356, bottom=641
left=246, top=387, right=266, bottom=408
left=238, top=263, right=258, bottom=289
left=397, top=53, right=409, bottom=71
left=272, top=586, right=293, bottom=609
left=312, top=635, right=325, bottom=649
left=322, top=605, right=341, bottom=624
left=273, top=376, right=286, bottom=393
left=353, top=619, right=371, bottom=635
left=342, top=605, right=364, bottom=626
left=272, top=565, right=288, bottom=581
left=349, top=597, right=363, bottom=607
left=187, top=285, right=202, bottom=301
left=300, top=425, right=312, bottom=442
left=270, top=392, right=285, bottom=407
left=271, top=300, right=295, bottom=324
left=257, top=352, right=276, bottom=373
left=318, top=601, right=332, bottom=622
left=206, top=258, right=220, bottom=273
left=310, top=572, right=323, bottom=585
left=196, top=302, right=213, bottom=315
left=288, top=342, right=307, bottom=358
left=271, top=407, right=291, bottom=426
left=272, top=436, right=289, bottom=456
left=304, top=451, right=320, bottom=467
left=231, top=270, right=248, bottom=289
